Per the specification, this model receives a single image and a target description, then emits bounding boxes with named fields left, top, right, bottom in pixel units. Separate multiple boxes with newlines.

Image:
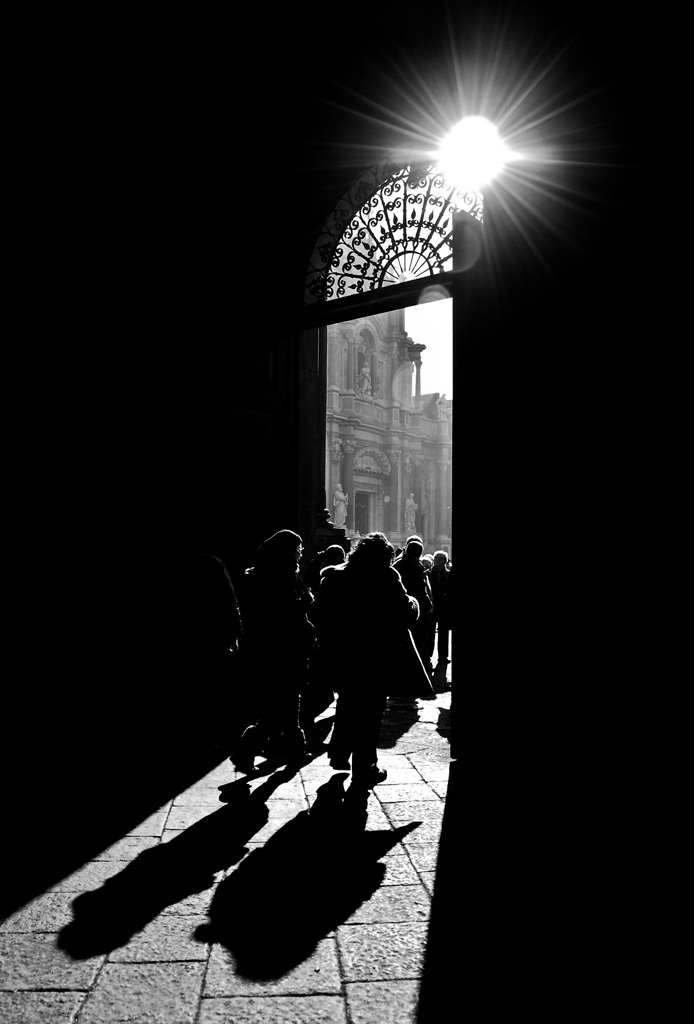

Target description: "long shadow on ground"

left=195, top=774, right=421, bottom=979
left=57, top=767, right=297, bottom=958
left=1, top=735, right=233, bottom=923
left=58, top=758, right=419, bottom=971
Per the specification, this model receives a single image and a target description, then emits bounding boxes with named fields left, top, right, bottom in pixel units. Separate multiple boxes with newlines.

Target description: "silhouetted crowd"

left=194, top=530, right=452, bottom=790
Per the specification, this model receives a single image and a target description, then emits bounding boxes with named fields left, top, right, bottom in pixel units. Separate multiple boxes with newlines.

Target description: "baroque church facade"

left=325, top=308, right=452, bottom=554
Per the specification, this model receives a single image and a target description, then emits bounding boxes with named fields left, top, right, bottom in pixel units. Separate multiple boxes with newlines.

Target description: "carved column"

left=328, top=437, right=343, bottom=516
left=402, top=452, right=413, bottom=536
left=386, top=449, right=401, bottom=535
left=409, top=343, right=426, bottom=400
left=421, top=473, right=432, bottom=549
left=328, top=327, right=341, bottom=389
left=342, top=438, right=357, bottom=530
left=346, top=335, right=356, bottom=394
left=314, top=435, right=348, bottom=552
left=370, top=350, right=379, bottom=398
left=436, top=458, right=451, bottom=539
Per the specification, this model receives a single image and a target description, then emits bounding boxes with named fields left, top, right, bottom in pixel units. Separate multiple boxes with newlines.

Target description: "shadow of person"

left=436, top=705, right=451, bottom=740
left=194, top=773, right=421, bottom=980
left=378, top=699, right=422, bottom=748
left=57, top=768, right=298, bottom=960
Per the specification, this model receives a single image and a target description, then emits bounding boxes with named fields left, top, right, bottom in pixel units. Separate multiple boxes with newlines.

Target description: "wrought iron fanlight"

left=305, top=161, right=483, bottom=303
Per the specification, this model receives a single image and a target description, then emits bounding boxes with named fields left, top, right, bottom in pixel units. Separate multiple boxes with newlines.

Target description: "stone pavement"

left=0, top=668, right=454, bottom=1024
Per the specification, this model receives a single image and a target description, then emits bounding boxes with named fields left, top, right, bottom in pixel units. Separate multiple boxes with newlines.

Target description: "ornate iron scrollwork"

left=305, top=161, right=483, bottom=303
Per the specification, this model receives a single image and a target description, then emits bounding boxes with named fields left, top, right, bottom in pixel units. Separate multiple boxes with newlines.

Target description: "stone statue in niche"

left=404, top=492, right=418, bottom=533
left=356, top=365, right=372, bottom=400
left=333, top=484, right=348, bottom=529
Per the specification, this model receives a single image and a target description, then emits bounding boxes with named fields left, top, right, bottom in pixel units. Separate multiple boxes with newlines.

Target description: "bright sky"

left=405, top=296, right=453, bottom=398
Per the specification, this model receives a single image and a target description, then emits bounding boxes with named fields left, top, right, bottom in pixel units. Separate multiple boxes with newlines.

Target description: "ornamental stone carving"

left=353, top=447, right=391, bottom=476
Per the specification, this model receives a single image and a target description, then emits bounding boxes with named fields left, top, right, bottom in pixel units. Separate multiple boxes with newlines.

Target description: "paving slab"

left=404, top=842, right=440, bottom=873
left=160, top=871, right=224, bottom=916
left=379, top=854, right=422, bottom=885
left=361, top=804, right=394, bottom=831
left=399, top=819, right=443, bottom=844
left=199, top=994, right=349, bottom=1024
left=382, top=800, right=445, bottom=821
left=370, top=766, right=423, bottom=784
left=427, top=778, right=449, bottom=798
left=47, top=860, right=131, bottom=892
left=77, top=961, right=205, bottom=1024
left=406, top=754, right=451, bottom=776
left=161, top=828, right=187, bottom=843
left=173, top=788, right=225, bottom=806
left=384, top=727, right=447, bottom=752
left=262, top=775, right=306, bottom=798
left=345, top=979, right=421, bottom=1024
left=107, top=913, right=210, bottom=962
left=264, top=796, right=310, bottom=817
left=376, top=750, right=420, bottom=766
left=374, top=782, right=440, bottom=802
left=0, top=990, right=85, bottom=1024
left=196, top=762, right=242, bottom=786
left=1, top=892, right=77, bottom=933
left=166, top=804, right=220, bottom=829
left=336, top=921, right=429, bottom=982
left=205, top=935, right=342, bottom=997
left=94, top=835, right=160, bottom=860
left=0, top=933, right=104, bottom=990
left=342, top=883, right=431, bottom=924
left=126, top=806, right=172, bottom=834
left=370, top=835, right=413, bottom=860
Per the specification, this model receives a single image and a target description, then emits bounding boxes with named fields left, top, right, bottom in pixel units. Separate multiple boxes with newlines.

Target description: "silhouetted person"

left=393, top=537, right=433, bottom=673
left=312, top=532, right=428, bottom=787
left=392, top=534, right=422, bottom=569
left=230, top=530, right=315, bottom=773
left=303, top=543, right=346, bottom=596
left=426, top=550, right=452, bottom=671
left=300, top=545, right=347, bottom=732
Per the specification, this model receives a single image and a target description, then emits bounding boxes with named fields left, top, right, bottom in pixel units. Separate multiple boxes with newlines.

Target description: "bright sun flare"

left=435, top=116, right=509, bottom=191
left=308, top=10, right=620, bottom=296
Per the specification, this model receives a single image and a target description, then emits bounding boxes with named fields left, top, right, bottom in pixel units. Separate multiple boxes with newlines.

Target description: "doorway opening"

left=325, top=296, right=452, bottom=560
left=354, top=491, right=371, bottom=535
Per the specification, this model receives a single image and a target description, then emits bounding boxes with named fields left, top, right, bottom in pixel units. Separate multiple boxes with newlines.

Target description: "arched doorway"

left=310, top=158, right=476, bottom=559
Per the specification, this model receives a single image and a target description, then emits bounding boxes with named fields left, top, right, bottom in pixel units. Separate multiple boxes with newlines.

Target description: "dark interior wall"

left=187, top=339, right=297, bottom=585
left=5, top=8, right=349, bottom=906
